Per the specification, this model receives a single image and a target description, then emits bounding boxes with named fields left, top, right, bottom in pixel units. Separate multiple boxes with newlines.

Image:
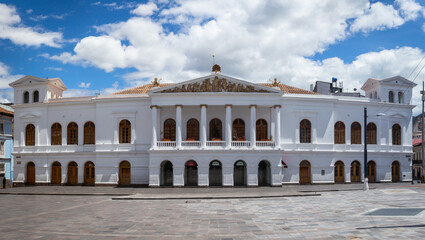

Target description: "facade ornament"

left=151, top=77, right=161, bottom=87
left=272, top=78, right=280, bottom=87
left=212, top=64, right=221, bottom=73
left=160, top=78, right=270, bottom=93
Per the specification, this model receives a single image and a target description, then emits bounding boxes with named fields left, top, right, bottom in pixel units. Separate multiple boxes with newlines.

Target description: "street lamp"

left=364, top=107, right=385, bottom=191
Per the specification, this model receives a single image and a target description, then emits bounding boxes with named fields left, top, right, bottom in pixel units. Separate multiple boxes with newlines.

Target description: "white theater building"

left=10, top=65, right=416, bottom=187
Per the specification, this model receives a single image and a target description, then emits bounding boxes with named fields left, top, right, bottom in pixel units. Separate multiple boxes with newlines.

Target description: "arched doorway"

left=367, top=161, right=376, bottom=183
left=84, top=161, right=95, bottom=186
left=26, top=162, right=35, bottom=185
left=160, top=161, right=173, bottom=186
left=209, top=160, right=222, bottom=187
left=258, top=160, right=271, bottom=186
left=119, top=161, right=131, bottom=186
left=234, top=160, right=247, bottom=186
left=51, top=162, right=62, bottom=185
left=392, top=161, right=400, bottom=182
left=334, top=161, right=344, bottom=183
left=185, top=160, right=198, bottom=186
left=299, top=160, right=311, bottom=184
left=67, top=162, right=78, bottom=185
left=351, top=161, right=361, bottom=183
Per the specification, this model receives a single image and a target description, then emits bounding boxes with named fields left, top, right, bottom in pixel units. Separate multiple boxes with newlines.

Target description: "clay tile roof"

left=113, top=82, right=318, bottom=95
left=259, top=83, right=319, bottom=95
left=113, top=83, right=174, bottom=95
left=0, top=106, right=14, bottom=116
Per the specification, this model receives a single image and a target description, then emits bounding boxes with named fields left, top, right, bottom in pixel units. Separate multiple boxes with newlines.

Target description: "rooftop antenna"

left=212, top=54, right=215, bottom=65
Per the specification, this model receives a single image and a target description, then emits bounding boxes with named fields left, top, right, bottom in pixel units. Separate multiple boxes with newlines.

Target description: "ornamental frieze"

left=160, top=77, right=269, bottom=93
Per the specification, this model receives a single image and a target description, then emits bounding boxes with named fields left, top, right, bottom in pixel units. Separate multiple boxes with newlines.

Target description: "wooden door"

left=299, top=167, right=311, bottom=184
left=26, top=162, right=35, bottom=185
left=392, top=161, right=400, bottom=182
left=234, top=161, right=246, bottom=186
left=51, top=162, right=61, bottom=185
left=368, top=162, right=376, bottom=182
left=67, top=162, right=78, bottom=185
left=160, top=161, right=173, bottom=186
left=209, top=161, right=222, bottom=187
left=185, top=161, right=198, bottom=186
left=258, top=161, right=271, bottom=186
left=119, top=161, right=131, bottom=186
left=84, top=162, right=95, bottom=186
left=351, top=162, right=361, bottom=182
left=334, top=161, right=345, bottom=183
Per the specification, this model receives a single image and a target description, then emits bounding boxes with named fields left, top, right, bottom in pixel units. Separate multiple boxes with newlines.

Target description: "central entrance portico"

left=147, top=72, right=283, bottom=187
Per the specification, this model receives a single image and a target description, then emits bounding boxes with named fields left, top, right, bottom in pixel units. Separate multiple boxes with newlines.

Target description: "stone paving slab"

left=1, top=186, right=425, bottom=239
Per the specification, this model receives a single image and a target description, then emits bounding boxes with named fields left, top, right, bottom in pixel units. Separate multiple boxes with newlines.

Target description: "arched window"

left=300, top=119, right=311, bottom=143
left=51, top=123, right=62, bottom=145
left=392, top=124, right=401, bottom=145
left=209, top=118, right=222, bottom=140
left=163, top=119, right=176, bottom=141
left=256, top=119, right=268, bottom=141
left=23, top=91, right=29, bottom=103
left=25, top=124, right=35, bottom=146
left=232, top=118, right=245, bottom=140
left=389, top=91, right=394, bottom=103
left=367, top=122, right=377, bottom=144
left=398, top=92, right=404, bottom=104
left=334, top=121, right=345, bottom=144
left=351, top=122, right=361, bottom=144
left=186, top=118, right=199, bottom=140
left=84, top=121, right=95, bottom=144
left=67, top=122, right=78, bottom=145
left=119, top=119, right=131, bottom=143
left=33, top=90, right=39, bottom=103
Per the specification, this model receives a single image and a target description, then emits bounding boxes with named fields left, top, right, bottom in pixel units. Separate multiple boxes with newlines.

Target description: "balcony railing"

left=256, top=141, right=275, bottom=148
left=231, top=141, right=251, bottom=148
left=182, top=141, right=201, bottom=148
left=157, top=141, right=176, bottom=148
left=206, top=141, right=226, bottom=148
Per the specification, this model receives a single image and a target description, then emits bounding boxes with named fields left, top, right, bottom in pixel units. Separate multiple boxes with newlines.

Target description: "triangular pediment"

left=150, top=74, right=282, bottom=94
left=9, top=75, right=67, bottom=90
left=381, top=76, right=417, bottom=87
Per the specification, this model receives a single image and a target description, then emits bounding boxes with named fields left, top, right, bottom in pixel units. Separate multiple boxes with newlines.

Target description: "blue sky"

left=1, top=0, right=425, bottom=113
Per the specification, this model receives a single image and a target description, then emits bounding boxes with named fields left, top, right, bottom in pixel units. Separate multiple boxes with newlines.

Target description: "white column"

left=250, top=105, right=256, bottom=148
left=225, top=105, right=232, bottom=148
left=151, top=105, right=158, bottom=149
left=176, top=105, right=182, bottom=148
left=200, top=105, right=207, bottom=148
left=274, top=105, right=281, bottom=149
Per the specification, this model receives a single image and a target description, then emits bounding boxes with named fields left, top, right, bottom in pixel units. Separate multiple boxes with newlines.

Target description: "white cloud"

left=131, top=2, right=158, bottom=16
left=44, top=0, right=425, bottom=113
left=0, top=3, right=63, bottom=47
left=0, top=62, right=24, bottom=102
left=350, top=2, right=405, bottom=33
left=396, top=0, right=424, bottom=21
left=78, top=82, right=91, bottom=88
left=30, top=13, right=69, bottom=22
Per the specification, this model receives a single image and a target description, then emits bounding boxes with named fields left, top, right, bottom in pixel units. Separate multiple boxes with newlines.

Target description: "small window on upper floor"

left=389, top=91, right=394, bottom=103
left=398, top=91, right=404, bottom=104
left=0, top=141, right=4, bottom=157
left=33, top=90, right=39, bottom=103
left=24, top=91, right=29, bottom=103
left=0, top=122, right=4, bottom=134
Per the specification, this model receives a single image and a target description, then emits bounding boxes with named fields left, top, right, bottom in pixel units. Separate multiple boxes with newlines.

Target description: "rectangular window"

left=0, top=163, right=5, bottom=173
left=0, top=141, right=4, bottom=157
left=0, top=122, right=4, bottom=134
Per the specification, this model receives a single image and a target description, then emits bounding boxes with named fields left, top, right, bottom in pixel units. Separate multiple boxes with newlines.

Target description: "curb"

left=299, top=187, right=375, bottom=193
left=0, top=192, right=132, bottom=196
left=111, top=193, right=321, bottom=200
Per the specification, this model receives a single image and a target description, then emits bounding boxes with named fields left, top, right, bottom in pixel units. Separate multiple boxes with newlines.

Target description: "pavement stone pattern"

left=0, top=184, right=425, bottom=239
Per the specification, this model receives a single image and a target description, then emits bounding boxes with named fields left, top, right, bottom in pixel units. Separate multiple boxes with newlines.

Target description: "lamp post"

left=364, top=107, right=368, bottom=191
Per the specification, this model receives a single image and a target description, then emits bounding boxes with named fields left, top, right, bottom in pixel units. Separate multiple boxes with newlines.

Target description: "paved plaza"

left=1, top=184, right=425, bottom=239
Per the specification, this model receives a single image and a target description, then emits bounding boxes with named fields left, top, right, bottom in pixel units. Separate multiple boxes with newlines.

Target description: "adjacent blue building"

left=0, top=104, right=13, bottom=188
